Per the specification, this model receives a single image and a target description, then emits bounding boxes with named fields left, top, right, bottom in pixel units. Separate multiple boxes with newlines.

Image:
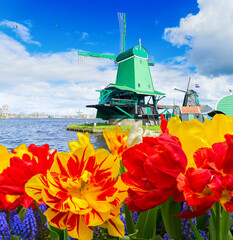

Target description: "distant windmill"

left=174, top=77, right=200, bottom=106
left=76, top=109, right=82, bottom=118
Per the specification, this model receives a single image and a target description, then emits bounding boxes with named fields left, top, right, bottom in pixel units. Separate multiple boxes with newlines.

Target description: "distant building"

left=180, top=105, right=212, bottom=121
left=0, top=105, right=9, bottom=118
left=199, top=105, right=213, bottom=120
left=215, top=91, right=233, bottom=116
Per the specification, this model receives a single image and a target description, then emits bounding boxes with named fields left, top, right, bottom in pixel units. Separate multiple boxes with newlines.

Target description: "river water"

left=0, top=118, right=108, bottom=152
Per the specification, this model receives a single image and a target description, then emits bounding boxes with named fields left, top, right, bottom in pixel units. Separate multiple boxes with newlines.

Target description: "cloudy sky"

left=1, top=0, right=233, bottom=115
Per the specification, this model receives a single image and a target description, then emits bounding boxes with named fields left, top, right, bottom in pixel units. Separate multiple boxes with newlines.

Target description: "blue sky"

left=0, top=0, right=232, bottom=115
left=1, top=0, right=198, bottom=58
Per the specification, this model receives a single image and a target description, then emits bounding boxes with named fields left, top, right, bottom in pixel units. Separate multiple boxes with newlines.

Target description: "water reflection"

left=89, top=133, right=108, bottom=150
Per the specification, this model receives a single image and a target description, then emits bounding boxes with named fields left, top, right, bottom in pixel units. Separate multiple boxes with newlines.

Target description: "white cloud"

left=164, top=0, right=233, bottom=76
left=0, top=31, right=116, bottom=115
left=150, top=60, right=233, bottom=109
left=0, top=20, right=41, bottom=46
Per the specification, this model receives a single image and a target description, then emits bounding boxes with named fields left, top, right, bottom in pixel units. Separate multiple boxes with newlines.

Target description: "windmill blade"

left=182, top=92, right=189, bottom=106
left=174, top=88, right=186, bottom=93
left=182, top=76, right=191, bottom=106
left=78, top=55, right=115, bottom=65
left=148, top=55, right=155, bottom=66
left=117, top=12, right=126, bottom=53
left=186, top=76, right=191, bottom=93
left=78, top=51, right=116, bottom=65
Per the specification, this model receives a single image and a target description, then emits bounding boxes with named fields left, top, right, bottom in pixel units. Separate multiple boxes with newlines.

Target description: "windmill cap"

left=116, top=45, right=148, bottom=62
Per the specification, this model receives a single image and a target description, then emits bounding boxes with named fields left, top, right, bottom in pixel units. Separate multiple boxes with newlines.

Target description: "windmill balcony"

left=110, top=98, right=137, bottom=106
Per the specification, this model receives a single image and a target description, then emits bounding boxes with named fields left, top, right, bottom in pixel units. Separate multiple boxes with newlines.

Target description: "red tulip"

left=177, top=134, right=233, bottom=218
left=121, top=133, right=187, bottom=211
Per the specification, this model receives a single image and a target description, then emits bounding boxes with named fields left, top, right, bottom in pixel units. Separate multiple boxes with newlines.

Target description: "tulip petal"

left=25, top=174, right=47, bottom=203
left=101, top=215, right=125, bottom=238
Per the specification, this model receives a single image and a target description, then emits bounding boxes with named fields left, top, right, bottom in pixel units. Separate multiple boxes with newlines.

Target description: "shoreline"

left=66, top=123, right=161, bottom=133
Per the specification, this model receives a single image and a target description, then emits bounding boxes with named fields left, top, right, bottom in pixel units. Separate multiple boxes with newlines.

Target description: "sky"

left=1, top=0, right=233, bottom=116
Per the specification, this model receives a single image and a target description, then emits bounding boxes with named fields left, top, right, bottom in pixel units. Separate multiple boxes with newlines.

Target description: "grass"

left=67, top=123, right=161, bottom=132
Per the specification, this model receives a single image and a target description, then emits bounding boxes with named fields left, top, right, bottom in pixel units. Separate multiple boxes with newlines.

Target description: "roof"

left=180, top=106, right=201, bottom=114
left=107, top=83, right=165, bottom=96
left=116, top=45, right=148, bottom=62
left=199, top=105, right=205, bottom=110
left=199, top=105, right=213, bottom=113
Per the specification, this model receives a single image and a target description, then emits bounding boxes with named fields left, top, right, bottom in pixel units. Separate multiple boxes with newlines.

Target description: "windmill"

left=174, top=77, right=200, bottom=107
left=78, top=13, right=165, bottom=125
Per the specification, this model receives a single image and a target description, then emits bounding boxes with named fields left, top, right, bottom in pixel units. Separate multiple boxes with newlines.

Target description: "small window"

left=138, top=83, right=141, bottom=88
left=148, top=85, right=151, bottom=89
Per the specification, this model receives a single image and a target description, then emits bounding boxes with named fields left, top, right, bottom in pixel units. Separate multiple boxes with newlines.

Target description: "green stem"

left=134, top=207, right=157, bottom=239
left=210, top=207, right=217, bottom=240
left=220, top=208, right=231, bottom=240
left=210, top=207, right=216, bottom=226
left=189, top=218, right=204, bottom=240
left=161, top=197, right=183, bottom=239
left=120, top=160, right=126, bottom=174
left=123, top=204, right=135, bottom=235
left=215, top=202, right=221, bottom=240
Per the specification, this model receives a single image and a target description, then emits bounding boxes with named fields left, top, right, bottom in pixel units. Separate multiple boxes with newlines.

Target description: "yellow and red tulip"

left=103, top=126, right=129, bottom=157
left=25, top=143, right=128, bottom=240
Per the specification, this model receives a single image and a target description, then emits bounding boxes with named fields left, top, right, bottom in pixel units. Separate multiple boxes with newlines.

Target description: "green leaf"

left=123, top=204, right=136, bottom=235
left=156, top=208, right=162, bottom=230
left=196, top=213, right=209, bottom=230
left=220, top=208, right=231, bottom=240
left=209, top=207, right=217, bottom=240
left=48, top=228, right=60, bottom=240
left=154, top=236, right=163, bottom=240
left=63, top=228, right=70, bottom=240
left=48, top=223, right=65, bottom=240
left=120, top=237, right=130, bottom=240
left=17, top=206, right=26, bottom=223
left=11, top=236, right=20, bottom=240
left=133, top=207, right=157, bottom=239
left=120, top=160, right=126, bottom=174
left=228, top=231, right=233, bottom=240
left=161, top=197, right=183, bottom=240
left=34, top=200, right=47, bottom=225
left=215, top=202, right=221, bottom=240
left=189, top=218, right=204, bottom=240
left=129, top=236, right=149, bottom=240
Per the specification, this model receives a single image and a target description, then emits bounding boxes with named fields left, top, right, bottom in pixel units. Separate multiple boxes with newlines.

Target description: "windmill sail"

left=117, top=12, right=126, bottom=53
left=148, top=55, right=155, bottom=66
left=183, top=77, right=191, bottom=106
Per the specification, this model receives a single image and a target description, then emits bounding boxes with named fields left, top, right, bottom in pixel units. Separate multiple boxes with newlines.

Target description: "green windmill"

left=78, top=13, right=165, bottom=125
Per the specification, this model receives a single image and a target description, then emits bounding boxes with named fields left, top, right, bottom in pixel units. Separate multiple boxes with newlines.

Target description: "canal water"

left=0, top=118, right=108, bottom=152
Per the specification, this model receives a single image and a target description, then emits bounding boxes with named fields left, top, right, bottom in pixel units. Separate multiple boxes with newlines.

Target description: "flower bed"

left=0, top=114, right=233, bottom=239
